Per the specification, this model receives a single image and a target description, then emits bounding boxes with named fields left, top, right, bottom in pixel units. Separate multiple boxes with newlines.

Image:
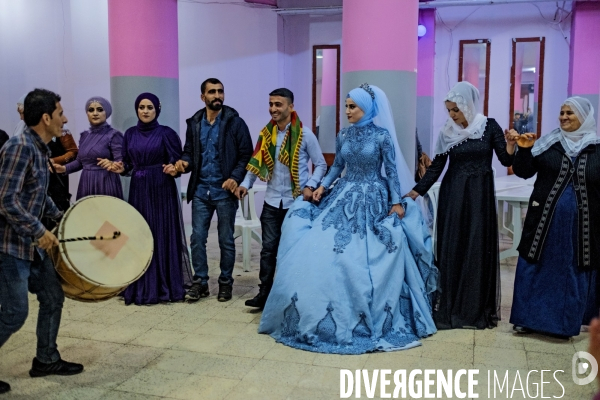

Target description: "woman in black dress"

left=405, top=81, right=517, bottom=329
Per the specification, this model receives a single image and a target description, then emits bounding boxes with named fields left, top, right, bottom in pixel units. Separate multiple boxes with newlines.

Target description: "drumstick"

left=60, top=231, right=121, bottom=243
left=31, top=231, right=121, bottom=246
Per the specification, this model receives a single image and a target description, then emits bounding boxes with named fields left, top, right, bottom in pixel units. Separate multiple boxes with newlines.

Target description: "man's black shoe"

left=217, top=285, right=232, bottom=302
left=245, top=291, right=269, bottom=309
left=0, top=380, right=10, bottom=394
left=185, top=283, right=209, bottom=302
left=29, top=357, right=84, bottom=378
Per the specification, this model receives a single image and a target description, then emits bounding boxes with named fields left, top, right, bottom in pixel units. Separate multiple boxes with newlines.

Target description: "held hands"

left=302, top=187, right=314, bottom=202
left=50, top=163, right=66, bottom=174
left=235, top=186, right=248, bottom=200
left=97, top=158, right=117, bottom=172
left=312, top=186, right=326, bottom=203
left=516, top=132, right=537, bottom=148
left=505, top=129, right=536, bottom=148
left=222, top=178, right=238, bottom=193
left=504, top=129, right=537, bottom=153
left=110, top=161, right=125, bottom=174
left=389, top=203, right=405, bottom=219
left=37, top=230, right=59, bottom=251
left=504, top=129, right=519, bottom=147
left=162, top=164, right=177, bottom=176
left=402, top=190, right=419, bottom=201
left=174, top=160, right=189, bottom=173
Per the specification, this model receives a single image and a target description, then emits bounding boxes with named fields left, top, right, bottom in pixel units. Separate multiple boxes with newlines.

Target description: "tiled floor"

left=0, top=227, right=596, bottom=399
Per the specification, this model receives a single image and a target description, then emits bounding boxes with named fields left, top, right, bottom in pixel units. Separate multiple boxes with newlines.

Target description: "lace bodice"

left=414, top=118, right=514, bottom=195
left=321, top=122, right=402, bottom=203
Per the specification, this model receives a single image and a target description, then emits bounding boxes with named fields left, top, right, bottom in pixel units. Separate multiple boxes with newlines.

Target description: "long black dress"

left=413, top=118, right=514, bottom=329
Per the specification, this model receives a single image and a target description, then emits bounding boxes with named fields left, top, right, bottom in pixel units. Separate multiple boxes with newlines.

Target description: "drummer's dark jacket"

left=513, top=143, right=600, bottom=269
left=181, top=105, right=253, bottom=202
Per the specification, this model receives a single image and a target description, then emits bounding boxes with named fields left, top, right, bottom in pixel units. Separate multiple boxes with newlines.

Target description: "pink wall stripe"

left=108, top=0, right=179, bottom=79
left=569, top=1, right=600, bottom=95
left=321, top=49, right=338, bottom=106
left=342, top=0, right=418, bottom=73
left=417, top=9, right=435, bottom=97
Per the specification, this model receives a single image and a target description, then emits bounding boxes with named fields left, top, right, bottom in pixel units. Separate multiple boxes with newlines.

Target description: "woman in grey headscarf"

left=405, top=81, right=517, bottom=330
left=509, top=96, right=600, bottom=338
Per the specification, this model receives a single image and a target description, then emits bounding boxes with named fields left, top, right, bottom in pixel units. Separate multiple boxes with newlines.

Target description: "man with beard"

left=173, top=78, right=253, bottom=302
left=236, top=88, right=326, bottom=309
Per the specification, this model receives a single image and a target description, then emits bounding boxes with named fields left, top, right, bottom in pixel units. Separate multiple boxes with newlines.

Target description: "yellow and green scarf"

left=246, top=111, right=303, bottom=197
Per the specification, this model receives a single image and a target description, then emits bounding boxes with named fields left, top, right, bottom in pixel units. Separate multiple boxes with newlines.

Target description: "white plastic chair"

left=426, top=182, right=442, bottom=258
left=234, top=186, right=266, bottom=272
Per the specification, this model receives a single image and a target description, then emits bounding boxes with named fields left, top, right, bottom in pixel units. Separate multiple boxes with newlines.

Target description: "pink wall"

left=342, top=0, right=418, bottom=73
left=417, top=9, right=436, bottom=97
left=568, top=1, right=600, bottom=95
left=108, top=0, right=179, bottom=78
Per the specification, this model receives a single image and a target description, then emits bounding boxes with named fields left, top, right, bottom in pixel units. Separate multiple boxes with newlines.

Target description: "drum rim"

left=57, top=195, right=154, bottom=287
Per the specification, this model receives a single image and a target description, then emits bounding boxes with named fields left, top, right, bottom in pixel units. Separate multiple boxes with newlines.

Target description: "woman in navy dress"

left=509, top=96, right=600, bottom=338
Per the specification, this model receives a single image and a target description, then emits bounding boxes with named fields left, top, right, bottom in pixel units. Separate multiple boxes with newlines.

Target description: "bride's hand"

left=312, top=186, right=325, bottom=202
left=389, top=203, right=405, bottom=219
left=402, top=190, right=419, bottom=200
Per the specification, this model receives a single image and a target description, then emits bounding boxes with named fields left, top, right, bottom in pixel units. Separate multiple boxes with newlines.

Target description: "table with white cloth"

left=494, top=175, right=535, bottom=260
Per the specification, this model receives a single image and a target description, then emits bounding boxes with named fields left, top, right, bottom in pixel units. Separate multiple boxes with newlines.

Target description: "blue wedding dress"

left=258, top=122, right=438, bottom=354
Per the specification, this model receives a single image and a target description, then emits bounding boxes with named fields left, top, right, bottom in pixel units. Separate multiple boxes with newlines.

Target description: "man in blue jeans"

left=175, top=78, right=253, bottom=302
left=0, top=89, right=84, bottom=394
left=237, top=88, right=327, bottom=309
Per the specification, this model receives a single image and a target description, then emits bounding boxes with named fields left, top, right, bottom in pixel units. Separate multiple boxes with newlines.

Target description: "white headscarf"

left=434, top=81, right=488, bottom=155
left=531, top=96, right=599, bottom=157
left=12, top=93, right=27, bottom=137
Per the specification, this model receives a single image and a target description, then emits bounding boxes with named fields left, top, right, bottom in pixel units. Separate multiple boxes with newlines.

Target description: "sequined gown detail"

left=258, top=122, right=438, bottom=354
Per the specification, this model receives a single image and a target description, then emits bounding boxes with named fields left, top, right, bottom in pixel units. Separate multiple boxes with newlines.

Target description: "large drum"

left=48, top=195, right=153, bottom=302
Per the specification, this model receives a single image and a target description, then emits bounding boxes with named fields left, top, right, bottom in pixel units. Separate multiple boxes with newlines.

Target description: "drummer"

left=0, top=89, right=84, bottom=394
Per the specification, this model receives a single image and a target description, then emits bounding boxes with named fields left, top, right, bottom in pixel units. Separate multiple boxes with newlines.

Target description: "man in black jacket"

left=174, top=78, right=253, bottom=302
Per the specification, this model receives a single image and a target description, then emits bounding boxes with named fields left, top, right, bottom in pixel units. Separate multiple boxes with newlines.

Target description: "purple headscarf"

left=135, top=92, right=161, bottom=120
left=85, top=96, right=112, bottom=118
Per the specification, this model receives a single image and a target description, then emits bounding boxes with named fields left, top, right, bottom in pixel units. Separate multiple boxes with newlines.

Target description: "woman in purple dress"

left=53, top=97, right=123, bottom=200
left=113, top=92, right=192, bottom=305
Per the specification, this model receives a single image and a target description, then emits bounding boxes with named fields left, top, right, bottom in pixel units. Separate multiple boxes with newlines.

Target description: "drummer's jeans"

left=191, top=195, right=238, bottom=286
left=0, top=251, right=64, bottom=363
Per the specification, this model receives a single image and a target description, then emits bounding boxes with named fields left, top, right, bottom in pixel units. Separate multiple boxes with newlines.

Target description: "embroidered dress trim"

left=578, top=154, right=590, bottom=267
left=528, top=156, right=570, bottom=259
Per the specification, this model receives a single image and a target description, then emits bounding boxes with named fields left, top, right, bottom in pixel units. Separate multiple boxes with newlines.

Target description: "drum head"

left=58, top=195, right=153, bottom=286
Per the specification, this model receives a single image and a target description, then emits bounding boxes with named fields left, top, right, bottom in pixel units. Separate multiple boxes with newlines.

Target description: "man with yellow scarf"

left=237, top=88, right=327, bottom=309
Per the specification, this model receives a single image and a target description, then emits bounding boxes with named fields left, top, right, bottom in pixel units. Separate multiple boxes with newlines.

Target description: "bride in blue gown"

left=258, top=84, right=438, bottom=354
